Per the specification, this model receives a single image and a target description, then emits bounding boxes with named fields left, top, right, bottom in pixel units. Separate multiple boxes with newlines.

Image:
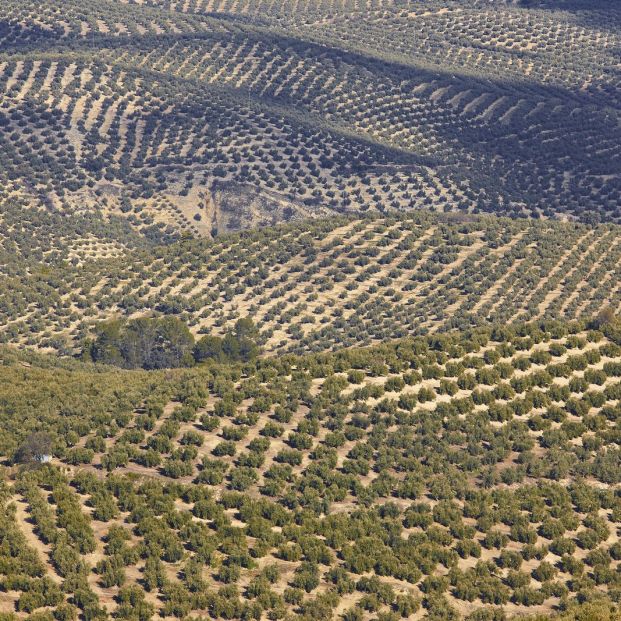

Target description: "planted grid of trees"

left=2, top=319, right=621, bottom=619
left=1, top=212, right=620, bottom=355
left=0, top=0, right=617, bottom=244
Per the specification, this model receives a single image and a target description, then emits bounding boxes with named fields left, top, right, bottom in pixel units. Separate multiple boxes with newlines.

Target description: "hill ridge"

left=2, top=211, right=620, bottom=355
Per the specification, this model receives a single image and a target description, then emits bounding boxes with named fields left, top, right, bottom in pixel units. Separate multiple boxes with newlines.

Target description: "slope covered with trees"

left=2, top=319, right=621, bottom=620
left=1, top=212, right=620, bottom=356
left=0, top=0, right=618, bottom=246
left=1, top=1, right=620, bottom=619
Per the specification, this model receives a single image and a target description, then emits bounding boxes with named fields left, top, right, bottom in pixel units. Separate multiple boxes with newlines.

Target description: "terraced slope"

left=2, top=321, right=621, bottom=620
left=2, top=212, right=620, bottom=355
left=0, top=0, right=618, bottom=243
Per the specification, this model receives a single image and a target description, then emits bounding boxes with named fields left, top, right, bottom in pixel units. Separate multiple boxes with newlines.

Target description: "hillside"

left=2, top=320, right=621, bottom=620
left=1, top=212, right=620, bottom=356
left=1, top=1, right=621, bottom=620
left=0, top=0, right=619, bottom=246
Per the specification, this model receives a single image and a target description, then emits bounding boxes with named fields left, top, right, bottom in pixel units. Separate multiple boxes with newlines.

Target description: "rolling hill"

left=2, top=320, right=621, bottom=620
left=1, top=2, right=621, bottom=620
left=1, top=212, right=620, bottom=355
left=0, top=0, right=619, bottom=245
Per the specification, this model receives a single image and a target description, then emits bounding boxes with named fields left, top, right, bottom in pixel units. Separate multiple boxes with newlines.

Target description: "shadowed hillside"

left=0, top=0, right=618, bottom=245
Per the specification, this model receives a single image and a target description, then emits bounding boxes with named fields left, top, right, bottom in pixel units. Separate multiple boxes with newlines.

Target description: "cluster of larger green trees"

left=84, top=316, right=259, bottom=370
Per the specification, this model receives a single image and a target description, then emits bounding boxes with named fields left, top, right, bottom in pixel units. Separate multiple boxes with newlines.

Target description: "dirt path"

left=12, top=494, right=63, bottom=585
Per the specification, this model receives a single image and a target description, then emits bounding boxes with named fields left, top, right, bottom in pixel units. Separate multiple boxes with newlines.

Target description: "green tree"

left=14, top=432, right=52, bottom=464
left=193, top=335, right=225, bottom=363
left=89, top=317, right=194, bottom=369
